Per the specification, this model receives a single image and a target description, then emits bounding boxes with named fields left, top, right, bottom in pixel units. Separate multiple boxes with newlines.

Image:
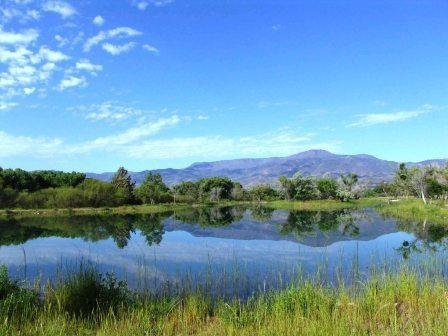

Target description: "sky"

left=0, top=0, right=447, bottom=172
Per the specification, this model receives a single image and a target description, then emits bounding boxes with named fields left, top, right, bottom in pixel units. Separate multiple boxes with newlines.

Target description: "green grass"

left=1, top=266, right=448, bottom=335
left=0, top=199, right=371, bottom=219
left=266, top=199, right=367, bottom=211
left=374, top=198, right=448, bottom=226
left=0, top=203, right=197, bottom=219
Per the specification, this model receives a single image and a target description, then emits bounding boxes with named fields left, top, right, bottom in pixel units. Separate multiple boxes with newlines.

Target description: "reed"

left=1, top=265, right=448, bottom=335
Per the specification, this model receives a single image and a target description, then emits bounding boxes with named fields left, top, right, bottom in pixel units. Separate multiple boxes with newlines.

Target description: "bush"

left=336, top=189, right=355, bottom=202
left=0, top=266, right=38, bottom=322
left=80, top=179, right=118, bottom=207
left=316, top=178, right=338, bottom=199
left=49, top=268, right=130, bottom=317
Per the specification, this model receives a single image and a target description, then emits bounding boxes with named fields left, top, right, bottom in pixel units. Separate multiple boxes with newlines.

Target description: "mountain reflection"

left=0, top=206, right=447, bottom=252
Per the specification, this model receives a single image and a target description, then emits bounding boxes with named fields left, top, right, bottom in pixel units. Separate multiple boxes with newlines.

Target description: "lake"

left=1, top=205, right=447, bottom=298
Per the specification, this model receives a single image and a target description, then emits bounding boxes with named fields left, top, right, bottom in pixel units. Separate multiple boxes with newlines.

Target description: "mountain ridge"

left=86, top=150, right=447, bottom=187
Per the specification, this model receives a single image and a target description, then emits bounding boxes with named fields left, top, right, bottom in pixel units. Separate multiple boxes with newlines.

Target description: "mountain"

left=86, top=150, right=447, bottom=187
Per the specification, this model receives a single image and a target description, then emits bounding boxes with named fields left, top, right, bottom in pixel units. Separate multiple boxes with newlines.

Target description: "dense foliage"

left=0, top=164, right=367, bottom=208
left=367, top=164, right=448, bottom=203
left=6, top=163, right=446, bottom=209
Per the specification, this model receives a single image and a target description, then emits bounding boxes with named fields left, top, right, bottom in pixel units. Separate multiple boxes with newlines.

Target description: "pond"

left=0, top=206, right=447, bottom=298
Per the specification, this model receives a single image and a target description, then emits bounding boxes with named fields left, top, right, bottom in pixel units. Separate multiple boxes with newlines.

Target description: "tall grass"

left=376, top=198, right=448, bottom=226
left=1, top=265, right=448, bottom=335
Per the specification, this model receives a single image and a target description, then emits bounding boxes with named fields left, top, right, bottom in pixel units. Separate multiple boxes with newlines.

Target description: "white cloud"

left=75, top=59, right=102, bottom=75
left=42, top=1, right=77, bottom=19
left=0, top=131, right=62, bottom=157
left=151, top=0, right=173, bottom=7
left=0, top=101, right=17, bottom=111
left=26, top=9, right=40, bottom=20
left=54, top=34, right=68, bottom=47
left=142, top=44, right=159, bottom=53
left=0, top=5, right=40, bottom=23
left=127, top=129, right=338, bottom=160
left=102, top=42, right=136, bottom=55
left=197, top=115, right=209, bottom=120
left=136, top=1, right=149, bottom=10
left=83, top=27, right=142, bottom=52
left=75, top=101, right=143, bottom=122
left=58, top=75, right=86, bottom=90
left=93, top=15, right=105, bottom=26
left=0, top=28, right=38, bottom=45
left=272, top=24, right=281, bottom=31
left=23, top=87, right=36, bottom=95
left=0, top=115, right=180, bottom=158
left=38, top=46, right=70, bottom=62
left=81, top=115, right=180, bottom=150
left=347, top=104, right=435, bottom=127
left=0, top=117, right=340, bottom=162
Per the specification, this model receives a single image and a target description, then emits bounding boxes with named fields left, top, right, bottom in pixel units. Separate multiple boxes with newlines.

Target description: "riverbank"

left=0, top=199, right=372, bottom=219
left=1, top=266, right=447, bottom=336
left=1, top=198, right=448, bottom=227
left=375, top=198, right=448, bottom=226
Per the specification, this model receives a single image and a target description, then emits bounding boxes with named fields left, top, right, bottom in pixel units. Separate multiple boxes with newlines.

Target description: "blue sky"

left=0, top=0, right=447, bottom=172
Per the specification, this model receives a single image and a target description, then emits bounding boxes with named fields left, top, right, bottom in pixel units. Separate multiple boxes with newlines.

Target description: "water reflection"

left=0, top=206, right=447, bottom=295
left=0, top=213, right=166, bottom=248
left=0, top=207, right=447, bottom=251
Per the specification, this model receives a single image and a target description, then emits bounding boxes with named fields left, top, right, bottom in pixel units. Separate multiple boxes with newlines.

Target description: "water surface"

left=1, top=206, right=447, bottom=297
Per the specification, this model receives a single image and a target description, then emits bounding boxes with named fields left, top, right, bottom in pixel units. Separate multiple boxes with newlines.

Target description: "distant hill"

left=86, top=150, right=447, bottom=187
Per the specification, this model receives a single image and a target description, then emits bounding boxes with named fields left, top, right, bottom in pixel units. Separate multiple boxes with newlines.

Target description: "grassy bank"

left=0, top=203, right=204, bottom=219
left=375, top=198, right=448, bottom=226
left=1, top=266, right=448, bottom=335
left=2, top=197, right=448, bottom=226
left=0, top=199, right=372, bottom=219
left=266, top=199, right=374, bottom=211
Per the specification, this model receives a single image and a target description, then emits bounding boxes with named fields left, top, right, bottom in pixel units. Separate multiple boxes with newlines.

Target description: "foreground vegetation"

left=376, top=198, right=448, bottom=226
left=1, top=266, right=447, bottom=335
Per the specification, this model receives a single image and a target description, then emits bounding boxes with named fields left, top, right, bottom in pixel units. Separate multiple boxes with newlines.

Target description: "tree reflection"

left=395, top=218, right=448, bottom=259
left=279, top=210, right=362, bottom=239
left=175, top=206, right=245, bottom=227
left=0, top=212, right=169, bottom=249
left=250, top=206, right=275, bottom=222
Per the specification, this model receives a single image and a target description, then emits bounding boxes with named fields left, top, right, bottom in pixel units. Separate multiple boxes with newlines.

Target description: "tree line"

left=1, top=163, right=446, bottom=209
left=0, top=165, right=366, bottom=209
left=369, top=164, right=448, bottom=203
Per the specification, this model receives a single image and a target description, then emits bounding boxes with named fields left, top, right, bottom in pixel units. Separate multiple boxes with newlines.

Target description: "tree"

left=111, top=167, right=135, bottom=205
left=172, top=181, right=199, bottom=198
left=340, top=173, right=359, bottom=192
left=230, top=183, right=245, bottom=201
left=316, top=178, right=338, bottom=199
left=137, top=173, right=171, bottom=204
left=198, top=177, right=235, bottom=201
left=408, top=167, right=431, bottom=204
left=209, top=186, right=224, bottom=202
left=292, top=173, right=319, bottom=200
left=278, top=176, right=295, bottom=200
left=80, top=179, right=116, bottom=207
left=249, top=184, right=276, bottom=202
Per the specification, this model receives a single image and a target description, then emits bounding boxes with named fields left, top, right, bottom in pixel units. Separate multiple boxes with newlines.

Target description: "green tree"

left=136, top=173, right=171, bottom=204
left=249, top=184, right=276, bottom=202
left=278, top=176, right=295, bottom=200
left=316, top=178, right=338, bottom=199
left=292, top=174, right=319, bottom=200
left=198, top=177, right=235, bottom=201
left=230, top=182, right=245, bottom=201
left=340, top=173, right=359, bottom=192
left=111, top=167, right=135, bottom=205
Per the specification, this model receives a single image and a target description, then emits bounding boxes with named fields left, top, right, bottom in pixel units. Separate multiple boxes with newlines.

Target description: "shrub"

left=0, top=266, right=38, bottom=322
left=49, top=268, right=130, bottom=317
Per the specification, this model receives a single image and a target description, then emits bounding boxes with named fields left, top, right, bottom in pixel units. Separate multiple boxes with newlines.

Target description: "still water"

left=0, top=206, right=447, bottom=297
